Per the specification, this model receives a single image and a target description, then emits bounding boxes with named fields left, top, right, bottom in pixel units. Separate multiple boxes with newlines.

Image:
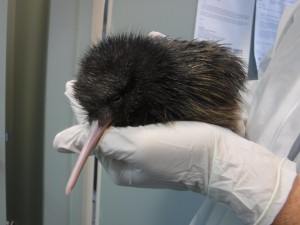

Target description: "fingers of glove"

left=100, top=121, right=217, bottom=162
left=53, top=122, right=96, bottom=154
left=65, top=80, right=87, bottom=124
left=97, top=150, right=188, bottom=190
left=97, top=150, right=160, bottom=187
left=99, top=122, right=221, bottom=192
left=147, top=31, right=166, bottom=38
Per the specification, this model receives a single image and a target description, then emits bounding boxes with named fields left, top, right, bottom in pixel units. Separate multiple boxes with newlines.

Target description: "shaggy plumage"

left=73, top=33, right=247, bottom=133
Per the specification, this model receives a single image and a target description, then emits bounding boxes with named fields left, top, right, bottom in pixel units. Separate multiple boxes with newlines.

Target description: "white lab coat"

left=190, top=1, right=300, bottom=224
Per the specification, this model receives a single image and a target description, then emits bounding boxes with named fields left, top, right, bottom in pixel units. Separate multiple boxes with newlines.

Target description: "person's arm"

left=272, top=174, right=300, bottom=225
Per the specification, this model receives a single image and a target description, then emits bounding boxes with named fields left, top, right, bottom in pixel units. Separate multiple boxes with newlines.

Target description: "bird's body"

left=74, top=33, right=247, bottom=134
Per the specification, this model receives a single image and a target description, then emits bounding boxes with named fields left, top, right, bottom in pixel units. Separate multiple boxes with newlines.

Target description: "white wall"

left=43, top=0, right=98, bottom=224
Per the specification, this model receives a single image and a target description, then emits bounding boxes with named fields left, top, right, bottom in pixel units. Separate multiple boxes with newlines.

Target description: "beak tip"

left=65, top=186, right=72, bottom=195
left=65, top=181, right=73, bottom=195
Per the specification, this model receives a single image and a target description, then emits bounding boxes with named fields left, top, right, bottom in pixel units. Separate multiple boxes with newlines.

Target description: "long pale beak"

left=65, top=120, right=110, bottom=195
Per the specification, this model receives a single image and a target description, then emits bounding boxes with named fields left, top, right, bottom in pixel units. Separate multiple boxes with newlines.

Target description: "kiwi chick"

left=65, top=33, right=248, bottom=194
left=73, top=33, right=247, bottom=134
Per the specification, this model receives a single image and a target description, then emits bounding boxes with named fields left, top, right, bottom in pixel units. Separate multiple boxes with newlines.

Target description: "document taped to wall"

left=254, top=0, right=295, bottom=68
left=194, top=0, right=255, bottom=71
left=194, top=0, right=296, bottom=70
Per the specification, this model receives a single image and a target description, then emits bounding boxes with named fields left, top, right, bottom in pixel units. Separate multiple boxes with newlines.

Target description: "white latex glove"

left=54, top=119, right=297, bottom=225
left=54, top=80, right=297, bottom=225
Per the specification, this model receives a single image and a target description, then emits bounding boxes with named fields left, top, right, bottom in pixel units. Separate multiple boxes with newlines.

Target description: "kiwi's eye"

left=112, top=95, right=122, bottom=103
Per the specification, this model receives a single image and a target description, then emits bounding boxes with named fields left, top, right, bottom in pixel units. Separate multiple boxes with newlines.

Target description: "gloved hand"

left=54, top=82, right=297, bottom=225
